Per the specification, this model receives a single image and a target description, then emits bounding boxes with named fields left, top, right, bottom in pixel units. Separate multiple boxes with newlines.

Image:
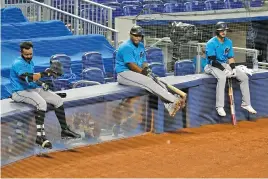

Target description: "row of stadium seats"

left=51, top=48, right=196, bottom=91
left=54, top=0, right=265, bottom=18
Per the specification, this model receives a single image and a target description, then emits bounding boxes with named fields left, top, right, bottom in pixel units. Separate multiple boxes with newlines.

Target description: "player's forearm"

left=19, top=73, right=41, bottom=83
left=127, top=63, right=143, bottom=73
left=208, top=56, right=225, bottom=71
left=228, top=58, right=236, bottom=69
left=228, top=58, right=235, bottom=64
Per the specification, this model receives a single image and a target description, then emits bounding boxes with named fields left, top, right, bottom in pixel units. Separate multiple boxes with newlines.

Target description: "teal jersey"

left=115, top=39, right=147, bottom=73
left=206, top=36, right=234, bottom=65
left=10, top=56, right=39, bottom=93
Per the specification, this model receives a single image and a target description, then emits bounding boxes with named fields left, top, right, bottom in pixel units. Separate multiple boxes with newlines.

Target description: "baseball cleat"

left=61, top=127, right=81, bottom=139
left=241, top=105, right=257, bottom=114
left=36, top=135, right=52, bottom=149
left=216, top=107, right=226, bottom=117
left=165, top=98, right=181, bottom=117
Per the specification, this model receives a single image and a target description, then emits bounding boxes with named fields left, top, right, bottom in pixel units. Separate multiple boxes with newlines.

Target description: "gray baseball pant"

left=11, top=88, right=63, bottom=111
left=117, top=71, right=177, bottom=103
left=204, top=63, right=251, bottom=108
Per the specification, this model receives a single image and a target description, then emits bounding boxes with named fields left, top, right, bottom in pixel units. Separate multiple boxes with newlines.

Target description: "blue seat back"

left=174, top=60, right=195, bottom=76
left=229, top=0, right=244, bottom=8
left=164, top=3, right=184, bottom=12
left=149, top=62, right=166, bottom=77
left=122, top=5, right=142, bottom=16
left=82, top=67, right=105, bottom=84
left=82, top=52, right=106, bottom=75
left=121, top=1, right=142, bottom=7
left=143, top=3, right=164, bottom=14
left=192, top=1, right=206, bottom=11
left=145, top=47, right=164, bottom=64
left=52, top=79, right=70, bottom=91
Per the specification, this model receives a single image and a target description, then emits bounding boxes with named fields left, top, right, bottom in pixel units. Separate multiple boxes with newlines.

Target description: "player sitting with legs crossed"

left=115, top=25, right=183, bottom=117
left=10, top=42, right=81, bottom=149
left=204, top=21, right=257, bottom=117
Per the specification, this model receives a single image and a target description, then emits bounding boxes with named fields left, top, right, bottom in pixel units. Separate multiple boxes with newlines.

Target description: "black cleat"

left=36, top=135, right=52, bottom=149
left=61, top=127, right=81, bottom=139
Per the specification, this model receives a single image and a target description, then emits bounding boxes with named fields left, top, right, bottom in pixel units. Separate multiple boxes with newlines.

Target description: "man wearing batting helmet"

left=204, top=21, right=257, bottom=116
left=10, top=42, right=81, bottom=149
left=115, top=25, right=182, bottom=117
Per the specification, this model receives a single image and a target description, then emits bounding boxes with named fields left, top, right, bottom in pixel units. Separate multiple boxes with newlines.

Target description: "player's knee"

left=218, top=75, right=226, bottom=83
left=237, top=72, right=248, bottom=81
left=38, top=100, right=47, bottom=111
left=54, top=95, right=63, bottom=108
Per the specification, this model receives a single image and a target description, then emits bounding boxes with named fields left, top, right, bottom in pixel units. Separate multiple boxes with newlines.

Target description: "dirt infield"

left=2, top=118, right=268, bottom=178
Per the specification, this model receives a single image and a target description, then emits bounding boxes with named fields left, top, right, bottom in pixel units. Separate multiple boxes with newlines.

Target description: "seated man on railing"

left=115, top=25, right=184, bottom=117
left=9, top=41, right=81, bottom=149
left=204, top=21, right=257, bottom=117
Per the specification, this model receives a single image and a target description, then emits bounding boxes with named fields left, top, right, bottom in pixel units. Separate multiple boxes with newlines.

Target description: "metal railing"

left=2, top=0, right=118, bottom=47
left=44, top=0, right=114, bottom=41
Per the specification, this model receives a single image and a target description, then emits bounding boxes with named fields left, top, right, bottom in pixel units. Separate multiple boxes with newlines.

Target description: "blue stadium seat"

left=163, top=3, right=184, bottom=13
left=102, top=5, right=124, bottom=17
left=52, top=79, right=71, bottom=91
left=123, top=5, right=143, bottom=16
left=184, top=2, right=192, bottom=11
left=82, top=67, right=105, bottom=84
left=142, top=0, right=163, bottom=5
left=192, top=1, right=206, bottom=11
left=148, top=62, right=166, bottom=77
left=102, top=4, right=124, bottom=17
left=249, top=0, right=265, bottom=7
left=50, top=54, right=76, bottom=82
left=174, top=60, right=195, bottom=76
left=82, top=52, right=106, bottom=75
left=228, top=0, right=244, bottom=8
left=121, top=1, right=142, bottom=7
left=97, top=0, right=117, bottom=3
left=204, top=0, right=212, bottom=10
left=205, top=0, right=227, bottom=10
left=145, top=47, right=164, bottom=64
left=143, top=3, right=165, bottom=14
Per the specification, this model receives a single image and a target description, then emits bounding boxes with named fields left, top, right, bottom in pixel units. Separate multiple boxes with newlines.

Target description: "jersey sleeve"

left=228, top=41, right=234, bottom=59
left=206, top=42, right=216, bottom=57
left=12, top=61, right=28, bottom=76
left=121, top=46, right=136, bottom=64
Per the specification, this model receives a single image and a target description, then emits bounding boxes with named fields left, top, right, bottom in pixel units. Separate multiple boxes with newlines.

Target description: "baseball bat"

left=158, top=78, right=187, bottom=98
left=228, top=78, right=237, bottom=125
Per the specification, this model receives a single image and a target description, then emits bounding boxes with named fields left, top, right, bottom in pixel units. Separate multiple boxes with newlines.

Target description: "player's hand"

left=141, top=66, right=152, bottom=76
left=41, top=83, right=50, bottom=91
left=231, top=69, right=237, bottom=77
left=224, top=69, right=232, bottom=78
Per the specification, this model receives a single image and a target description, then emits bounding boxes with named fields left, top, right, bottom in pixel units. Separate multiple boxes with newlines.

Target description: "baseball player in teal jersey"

left=10, top=42, right=80, bottom=149
left=115, top=25, right=182, bottom=117
left=204, top=22, right=257, bottom=116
